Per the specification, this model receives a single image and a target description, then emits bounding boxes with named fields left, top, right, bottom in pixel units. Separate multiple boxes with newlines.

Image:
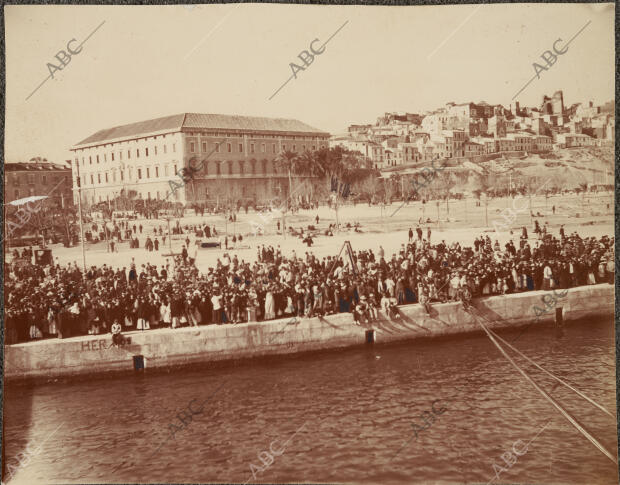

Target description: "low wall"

left=5, top=284, right=613, bottom=382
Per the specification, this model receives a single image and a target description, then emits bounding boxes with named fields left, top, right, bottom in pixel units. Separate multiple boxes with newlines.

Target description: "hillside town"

left=331, top=91, right=615, bottom=169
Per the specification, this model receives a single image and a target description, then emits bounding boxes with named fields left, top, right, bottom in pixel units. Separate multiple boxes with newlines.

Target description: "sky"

left=4, top=3, right=615, bottom=164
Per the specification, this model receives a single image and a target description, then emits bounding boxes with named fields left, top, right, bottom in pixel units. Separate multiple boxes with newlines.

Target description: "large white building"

left=71, top=113, right=330, bottom=206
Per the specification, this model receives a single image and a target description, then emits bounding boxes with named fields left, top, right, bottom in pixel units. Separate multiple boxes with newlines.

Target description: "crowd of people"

left=4, top=227, right=614, bottom=344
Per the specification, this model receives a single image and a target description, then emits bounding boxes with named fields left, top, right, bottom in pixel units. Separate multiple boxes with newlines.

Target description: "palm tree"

left=297, top=150, right=317, bottom=200
left=308, top=147, right=373, bottom=230
left=275, top=150, right=300, bottom=206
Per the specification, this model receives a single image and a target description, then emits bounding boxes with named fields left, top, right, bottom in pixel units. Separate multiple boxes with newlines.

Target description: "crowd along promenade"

left=5, top=283, right=613, bottom=382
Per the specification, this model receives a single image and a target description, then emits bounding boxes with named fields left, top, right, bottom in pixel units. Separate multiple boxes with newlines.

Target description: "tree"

left=579, top=181, right=588, bottom=214
left=436, top=170, right=456, bottom=218
left=275, top=150, right=301, bottom=206
left=309, top=147, right=370, bottom=229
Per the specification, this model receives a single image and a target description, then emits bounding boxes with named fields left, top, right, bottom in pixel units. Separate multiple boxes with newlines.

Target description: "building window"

left=111, top=153, right=115, bottom=161
left=28, top=174, right=35, bottom=184
left=128, top=150, right=131, bottom=159
left=312, top=145, right=316, bottom=150
left=120, top=171, right=124, bottom=181
left=42, top=175, right=47, bottom=185
left=165, top=165, right=169, bottom=176
left=173, top=143, right=176, bottom=153
left=282, top=144, right=286, bottom=151
left=137, top=168, right=142, bottom=179
left=113, top=171, right=116, bottom=182
left=273, top=144, right=277, bottom=153
left=261, top=143, right=266, bottom=153
left=202, top=142, right=207, bottom=152
left=293, top=145, right=297, bottom=152
left=174, top=164, right=177, bottom=175
left=155, top=166, right=159, bottom=177
left=90, top=174, right=94, bottom=185
left=14, top=189, right=19, bottom=198
left=82, top=157, right=85, bottom=165
left=89, top=156, right=92, bottom=164
left=239, top=143, right=243, bottom=152
left=164, top=145, right=167, bottom=154
left=96, top=155, right=100, bottom=163
left=250, top=143, right=255, bottom=153
left=105, top=173, right=109, bottom=183
left=97, top=174, right=101, bottom=184
left=146, top=167, right=150, bottom=178
left=154, top=146, right=158, bottom=155
left=137, top=149, right=140, bottom=158
left=190, top=142, right=195, bottom=153
left=215, top=143, right=220, bottom=153
left=227, top=143, right=232, bottom=153
left=146, top=148, right=149, bottom=157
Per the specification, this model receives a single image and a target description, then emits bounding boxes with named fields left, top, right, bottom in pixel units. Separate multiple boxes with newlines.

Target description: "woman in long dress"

left=264, top=286, right=275, bottom=320
left=47, top=308, right=57, bottom=336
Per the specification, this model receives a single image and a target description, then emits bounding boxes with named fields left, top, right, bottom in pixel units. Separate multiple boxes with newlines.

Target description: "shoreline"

left=5, top=284, right=613, bottom=384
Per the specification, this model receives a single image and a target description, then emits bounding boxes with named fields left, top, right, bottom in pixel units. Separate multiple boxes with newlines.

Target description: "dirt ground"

left=24, top=189, right=613, bottom=274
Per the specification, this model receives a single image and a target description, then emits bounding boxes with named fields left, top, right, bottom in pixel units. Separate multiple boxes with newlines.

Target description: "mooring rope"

left=468, top=309, right=617, bottom=464
left=469, top=306, right=614, bottom=419
left=486, top=326, right=615, bottom=418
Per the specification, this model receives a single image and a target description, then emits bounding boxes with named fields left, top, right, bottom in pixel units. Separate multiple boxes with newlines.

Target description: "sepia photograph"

left=2, top=2, right=617, bottom=484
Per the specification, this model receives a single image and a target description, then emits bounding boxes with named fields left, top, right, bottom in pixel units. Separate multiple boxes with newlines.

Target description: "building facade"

left=5, top=160, right=73, bottom=207
left=71, top=113, right=330, bottom=206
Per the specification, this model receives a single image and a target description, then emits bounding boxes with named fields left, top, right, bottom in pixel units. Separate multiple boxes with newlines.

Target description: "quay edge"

left=4, top=284, right=614, bottom=382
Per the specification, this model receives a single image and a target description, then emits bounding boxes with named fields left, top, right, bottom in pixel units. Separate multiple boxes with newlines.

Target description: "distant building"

left=556, top=133, right=594, bottom=148
left=71, top=113, right=330, bottom=205
left=541, top=90, right=564, bottom=116
left=533, top=135, right=553, bottom=152
left=5, top=160, right=73, bottom=206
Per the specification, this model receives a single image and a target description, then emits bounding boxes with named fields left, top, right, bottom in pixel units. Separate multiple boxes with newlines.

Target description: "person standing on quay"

left=211, top=288, right=223, bottom=324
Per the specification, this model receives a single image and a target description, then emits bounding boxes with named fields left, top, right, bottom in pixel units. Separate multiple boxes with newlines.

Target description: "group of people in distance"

left=4, top=226, right=613, bottom=344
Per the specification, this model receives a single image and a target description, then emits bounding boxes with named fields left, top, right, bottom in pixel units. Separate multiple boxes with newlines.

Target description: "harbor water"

left=3, top=317, right=617, bottom=484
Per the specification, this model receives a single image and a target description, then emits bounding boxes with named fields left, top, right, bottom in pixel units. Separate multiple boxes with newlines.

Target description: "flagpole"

left=74, top=160, right=87, bottom=275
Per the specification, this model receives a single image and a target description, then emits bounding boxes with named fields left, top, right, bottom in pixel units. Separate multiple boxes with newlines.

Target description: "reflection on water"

left=3, top=318, right=617, bottom=484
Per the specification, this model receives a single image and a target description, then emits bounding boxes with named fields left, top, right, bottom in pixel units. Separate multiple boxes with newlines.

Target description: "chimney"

left=515, top=101, right=520, bottom=114
left=589, top=101, right=593, bottom=108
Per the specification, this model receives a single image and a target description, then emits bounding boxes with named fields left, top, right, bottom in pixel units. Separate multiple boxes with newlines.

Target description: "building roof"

left=74, top=113, right=329, bottom=147
left=5, top=161, right=70, bottom=172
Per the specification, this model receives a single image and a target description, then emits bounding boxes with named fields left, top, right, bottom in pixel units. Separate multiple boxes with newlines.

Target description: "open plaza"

left=30, top=190, right=613, bottom=274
